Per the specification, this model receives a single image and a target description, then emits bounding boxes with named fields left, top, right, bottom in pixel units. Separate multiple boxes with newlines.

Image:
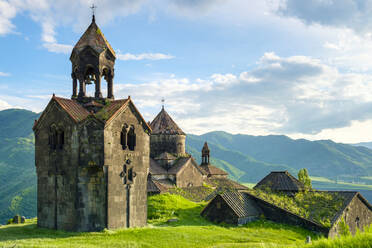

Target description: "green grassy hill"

left=0, top=194, right=371, bottom=248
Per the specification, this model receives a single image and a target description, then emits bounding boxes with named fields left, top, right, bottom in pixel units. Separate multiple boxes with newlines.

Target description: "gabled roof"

left=33, top=96, right=151, bottom=132
left=167, top=157, right=191, bottom=174
left=149, top=158, right=167, bottom=175
left=321, top=191, right=372, bottom=225
left=147, top=178, right=161, bottom=193
left=150, top=107, right=185, bottom=135
left=155, top=152, right=176, bottom=161
left=218, top=191, right=257, bottom=218
left=168, top=157, right=204, bottom=176
left=254, top=171, right=305, bottom=191
left=200, top=164, right=228, bottom=176
left=71, top=19, right=116, bottom=57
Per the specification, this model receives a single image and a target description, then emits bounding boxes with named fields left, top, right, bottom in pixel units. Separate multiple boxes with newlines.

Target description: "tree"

left=298, top=168, right=312, bottom=191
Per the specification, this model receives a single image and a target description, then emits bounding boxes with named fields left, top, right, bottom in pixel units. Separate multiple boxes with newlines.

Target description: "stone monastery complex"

left=32, top=16, right=372, bottom=237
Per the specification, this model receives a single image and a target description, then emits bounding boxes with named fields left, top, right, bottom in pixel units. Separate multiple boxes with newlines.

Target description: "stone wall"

left=104, top=103, right=150, bottom=229
left=150, top=134, right=185, bottom=158
left=201, top=195, right=239, bottom=224
left=35, top=102, right=79, bottom=231
left=176, top=161, right=203, bottom=188
left=329, top=195, right=372, bottom=238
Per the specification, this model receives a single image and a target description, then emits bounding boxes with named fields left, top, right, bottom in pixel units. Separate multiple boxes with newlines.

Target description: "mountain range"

left=1, top=108, right=372, bottom=223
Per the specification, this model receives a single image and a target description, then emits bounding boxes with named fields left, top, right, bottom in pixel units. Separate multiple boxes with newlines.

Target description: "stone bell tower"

left=70, top=15, right=115, bottom=100
left=33, top=13, right=150, bottom=232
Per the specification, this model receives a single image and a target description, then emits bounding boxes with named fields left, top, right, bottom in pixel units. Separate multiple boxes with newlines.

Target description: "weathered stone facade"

left=33, top=16, right=150, bottom=231
left=329, top=193, right=372, bottom=238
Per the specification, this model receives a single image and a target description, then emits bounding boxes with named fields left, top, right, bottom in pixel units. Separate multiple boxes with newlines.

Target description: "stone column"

left=72, top=73, right=77, bottom=98
left=95, top=72, right=103, bottom=98
left=107, top=71, right=114, bottom=99
left=78, top=77, right=86, bottom=98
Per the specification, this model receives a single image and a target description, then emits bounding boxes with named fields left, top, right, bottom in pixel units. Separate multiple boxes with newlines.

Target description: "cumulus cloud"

left=0, top=72, right=10, bottom=76
left=278, top=0, right=372, bottom=34
left=0, top=1, right=17, bottom=35
left=0, top=98, right=12, bottom=110
left=113, top=52, right=372, bottom=136
left=117, top=53, right=175, bottom=61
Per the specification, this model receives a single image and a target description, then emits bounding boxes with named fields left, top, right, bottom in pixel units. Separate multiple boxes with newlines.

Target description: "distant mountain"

left=2, top=109, right=372, bottom=223
left=0, top=109, right=39, bottom=224
left=188, top=131, right=372, bottom=180
left=352, top=142, right=372, bottom=150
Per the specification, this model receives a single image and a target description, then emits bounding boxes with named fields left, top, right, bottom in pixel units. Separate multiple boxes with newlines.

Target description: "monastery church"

left=32, top=15, right=241, bottom=231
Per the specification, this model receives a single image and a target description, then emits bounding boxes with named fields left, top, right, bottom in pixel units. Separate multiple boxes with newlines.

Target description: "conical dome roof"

left=150, top=107, right=185, bottom=135
left=71, top=19, right=116, bottom=57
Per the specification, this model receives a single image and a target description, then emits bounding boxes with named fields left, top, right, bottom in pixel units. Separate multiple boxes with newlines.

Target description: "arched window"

left=49, top=126, right=57, bottom=150
left=127, top=126, right=136, bottom=151
left=121, top=124, right=128, bottom=150
left=58, top=130, right=64, bottom=150
left=356, top=217, right=360, bottom=229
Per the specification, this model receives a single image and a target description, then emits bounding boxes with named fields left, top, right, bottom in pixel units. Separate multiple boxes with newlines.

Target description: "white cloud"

left=278, top=0, right=372, bottom=34
left=43, top=42, right=72, bottom=54
left=112, top=52, right=372, bottom=141
left=0, top=72, right=10, bottom=77
left=117, top=53, right=175, bottom=61
left=0, top=99, right=12, bottom=110
left=0, top=0, right=17, bottom=35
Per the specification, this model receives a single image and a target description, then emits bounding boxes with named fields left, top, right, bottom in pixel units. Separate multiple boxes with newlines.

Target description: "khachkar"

left=33, top=14, right=151, bottom=231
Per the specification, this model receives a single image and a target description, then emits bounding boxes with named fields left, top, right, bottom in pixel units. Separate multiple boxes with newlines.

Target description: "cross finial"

left=161, top=97, right=165, bottom=110
left=90, top=4, right=97, bottom=22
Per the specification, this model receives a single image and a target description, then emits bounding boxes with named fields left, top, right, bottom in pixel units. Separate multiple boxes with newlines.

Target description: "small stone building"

left=253, top=171, right=305, bottom=193
left=33, top=16, right=150, bottom=231
left=203, top=171, right=372, bottom=237
left=328, top=191, right=372, bottom=238
left=201, top=191, right=261, bottom=225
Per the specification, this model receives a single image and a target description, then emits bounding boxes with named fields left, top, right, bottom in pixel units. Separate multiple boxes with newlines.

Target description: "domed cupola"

left=150, top=106, right=186, bottom=158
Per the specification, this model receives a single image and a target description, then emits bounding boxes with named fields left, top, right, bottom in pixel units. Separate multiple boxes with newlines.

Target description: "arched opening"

left=356, top=216, right=360, bottom=229
left=57, top=130, right=64, bottom=150
left=128, top=126, right=136, bottom=151
left=49, top=126, right=58, bottom=150
left=84, top=66, right=96, bottom=97
left=121, top=124, right=128, bottom=150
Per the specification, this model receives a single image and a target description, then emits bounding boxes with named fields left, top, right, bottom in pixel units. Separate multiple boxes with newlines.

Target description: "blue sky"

left=2, top=0, right=372, bottom=143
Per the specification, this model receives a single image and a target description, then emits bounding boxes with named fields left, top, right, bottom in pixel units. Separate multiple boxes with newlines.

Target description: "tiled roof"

left=154, top=179, right=175, bottom=189
left=167, top=157, right=191, bottom=174
left=72, top=20, right=116, bottom=57
left=254, top=171, right=305, bottom=191
left=54, top=97, right=90, bottom=122
left=200, top=164, right=228, bottom=176
left=34, top=96, right=143, bottom=132
left=95, top=99, right=129, bottom=122
left=155, top=152, right=176, bottom=161
left=147, top=178, right=161, bottom=193
left=150, top=107, right=185, bottom=135
left=219, top=191, right=257, bottom=218
left=149, top=158, right=167, bottom=175
left=207, top=178, right=248, bottom=190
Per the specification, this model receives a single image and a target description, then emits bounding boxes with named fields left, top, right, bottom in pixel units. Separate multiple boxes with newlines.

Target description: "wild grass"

left=247, top=189, right=346, bottom=228
left=0, top=194, right=319, bottom=248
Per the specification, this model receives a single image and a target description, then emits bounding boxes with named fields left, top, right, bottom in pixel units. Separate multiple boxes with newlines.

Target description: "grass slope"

left=0, top=194, right=319, bottom=248
left=0, top=194, right=371, bottom=248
